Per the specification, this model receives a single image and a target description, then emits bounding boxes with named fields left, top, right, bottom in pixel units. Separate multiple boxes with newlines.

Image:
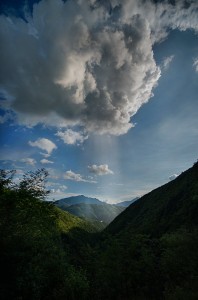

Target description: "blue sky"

left=0, top=0, right=198, bottom=203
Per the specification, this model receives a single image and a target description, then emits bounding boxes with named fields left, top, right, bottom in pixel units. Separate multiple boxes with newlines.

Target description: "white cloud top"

left=88, top=164, right=114, bottom=175
left=0, top=0, right=198, bottom=135
left=169, top=174, right=178, bottom=181
left=56, top=129, right=88, bottom=145
left=29, top=138, right=57, bottom=156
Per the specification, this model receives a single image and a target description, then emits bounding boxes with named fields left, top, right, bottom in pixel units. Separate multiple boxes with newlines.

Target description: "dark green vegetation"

left=107, top=161, right=198, bottom=235
left=55, top=196, right=125, bottom=225
left=0, top=169, right=96, bottom=300
left=1, top=162, right=198, bottom=300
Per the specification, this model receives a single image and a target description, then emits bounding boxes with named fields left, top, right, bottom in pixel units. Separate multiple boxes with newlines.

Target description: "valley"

left=1, top=162, right=198, bottom=299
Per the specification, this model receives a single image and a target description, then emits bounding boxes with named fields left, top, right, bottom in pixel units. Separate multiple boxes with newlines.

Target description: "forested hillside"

left=1, top=163, right=198, bottom=300
left=55, top=202, right=124, bottom=225
left=0, top=169, right=96, bottom=300
left=92, top=162, right=198, bottom=299
left=107, top=161, right=198, bottom=235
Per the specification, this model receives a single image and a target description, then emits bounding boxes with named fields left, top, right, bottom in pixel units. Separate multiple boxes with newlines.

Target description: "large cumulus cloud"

left=0, top=0, right=197, bottom=135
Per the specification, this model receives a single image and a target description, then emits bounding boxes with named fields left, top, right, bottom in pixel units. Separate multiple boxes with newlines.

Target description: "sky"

left=0, top=0, right=198, bottom=203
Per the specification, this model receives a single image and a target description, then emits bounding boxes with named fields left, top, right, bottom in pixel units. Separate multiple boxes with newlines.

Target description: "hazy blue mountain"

left=115, top=197, right=140, bottom=207
left=54, top=195, right=125, bottom=224
left=54, top=195, right=103, bottom=209
left=63, top=202, right=125, bottom=224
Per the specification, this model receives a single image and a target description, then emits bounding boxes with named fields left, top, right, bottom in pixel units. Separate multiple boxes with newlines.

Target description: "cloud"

left=56, top=129, right=88, bottom=145
left=20, top=157, right=36, bottom=166
left=117, top=0, right=198, bottom=43
left=193, top=58, right=198, bottom=72
left=40, top=158, right=54, bottom=164
left=169, top=174, right=178, bottom=181
left=162, top=55, right=174, bottom=71
left=0, top=0, right=197, bottom=135
left=50, top=183, right=68, bottom=194
left=47, top=168, right=60, bottom=180
left=29, top=138, right=57, bottom=156
left=0, top=112, right=12, bottom=124
left=64, top=170, right=96, bottom=183
left=88, top=164, right=114, bottom=175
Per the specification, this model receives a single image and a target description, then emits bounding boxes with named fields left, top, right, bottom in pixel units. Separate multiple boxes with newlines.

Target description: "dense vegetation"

left=1, top=162, right=198, bottom=299
left=0, top=169, right=96, bottom=300
left=107, top=162, right=198, bottom=236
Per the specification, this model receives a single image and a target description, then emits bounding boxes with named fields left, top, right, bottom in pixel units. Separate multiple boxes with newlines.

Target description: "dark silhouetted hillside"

left=107, top=161, right=198, bottom=236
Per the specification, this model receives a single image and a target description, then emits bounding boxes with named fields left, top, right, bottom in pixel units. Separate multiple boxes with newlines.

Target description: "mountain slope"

left=0, top=187, right=98, bottom=300
left=91, top=162, right=198, bottom=300
left=54, top=195, right=125, bottom=225
left=107, top=161, right=198, bottom=236
left=54, top=195, right=103, bottom=209
left=1, top=163, right=198, bottom=300
left=115, top=197, right=139, bottom=207
left=63, top=203, right=125, bottom=224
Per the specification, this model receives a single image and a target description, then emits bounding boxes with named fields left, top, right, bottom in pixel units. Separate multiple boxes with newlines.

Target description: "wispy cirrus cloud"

left=193, top=58, right=198, bottom=72
left=162, top=55, right=175, bottom=71
left=64, top=170, right=96, bottom=183
left=40, top=158, right=54, bottom=164
left=20, top=157, right=36, bottom=166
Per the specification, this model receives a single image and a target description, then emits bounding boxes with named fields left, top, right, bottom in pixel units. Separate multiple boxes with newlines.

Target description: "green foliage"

left=91, top=162, right=198, bottom=299
left=0, top=170, right=93, bottom=300
left=107, top=162, right=198, bottom=236
left=0, top=169, right=16, bottom=191
left=17, top=168, right=50, bottom=200
left=160, top=230, right=198, bottom=300
left=1, top=163, right=198, bottom=300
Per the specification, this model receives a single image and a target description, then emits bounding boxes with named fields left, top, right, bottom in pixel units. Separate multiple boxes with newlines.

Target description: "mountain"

left=1, top=163, right=198, bottom=300
left=54, top=195, right=125, bottom=225
left=106, top=161, right=198, bottom=236
left=0, top=185, right=99, bottom=300
left=91, top=162, right=198, bottom=299
left=54, top=195, right=103, bottom=208
left=115, top=197, right=140, bottom=207
left=63, top=203, right=125, bottom=224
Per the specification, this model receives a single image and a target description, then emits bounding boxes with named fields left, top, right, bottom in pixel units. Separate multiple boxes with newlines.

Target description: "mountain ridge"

left=106, top=161, right=198, bottom=236
left=115, top=197, right=140, bottom=207
left=54, top=194, right=103, bottom=207
left=54, top=196, right=125, bottom=225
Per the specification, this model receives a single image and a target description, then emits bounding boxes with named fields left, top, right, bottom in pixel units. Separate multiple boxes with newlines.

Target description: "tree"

left=0, top=169, right=16, bottom=191
left=18, top=168, right=50, bottom=200
left=0, top=168, right=50, bottom=200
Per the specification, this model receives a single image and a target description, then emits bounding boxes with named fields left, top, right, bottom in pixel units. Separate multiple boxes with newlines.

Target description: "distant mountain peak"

left=54, top=195, right=125, bottom=225
left=54, top=195, right=104, bottom=206
left=115, top=197, right=140, bottom=207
